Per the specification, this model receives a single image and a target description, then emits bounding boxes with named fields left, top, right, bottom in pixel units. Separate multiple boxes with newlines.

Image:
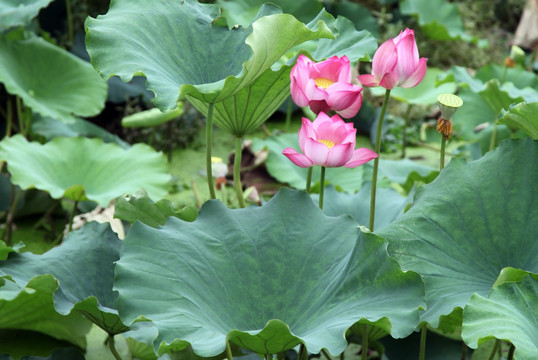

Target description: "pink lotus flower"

left=282, top=112, right=378, bottom=168
left=358, top=28, right=427, bottom=90
left=290, top=55, right=363, bottom=118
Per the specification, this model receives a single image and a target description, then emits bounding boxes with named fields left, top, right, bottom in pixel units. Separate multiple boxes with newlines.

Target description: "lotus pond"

left=0, top=0, right=537, bottom=360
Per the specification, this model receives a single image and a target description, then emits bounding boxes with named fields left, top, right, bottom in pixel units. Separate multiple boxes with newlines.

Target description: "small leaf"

left=0, top=0, right=54, bottom=33
left=114, top=190, right=178, bottom=228
left=498, top=102, right=538, bottom=139
left=122, top=106, right=184, bottom=128
left=0, top=222, right=127, bottom=334
left=462, top=274, right=538, bottom=360
left=0, top=37, right=107, bottom=121
left=0, top=135, right=171, bottom=207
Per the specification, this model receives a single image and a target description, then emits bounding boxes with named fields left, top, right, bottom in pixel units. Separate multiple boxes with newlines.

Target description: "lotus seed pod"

left=437, top=94, right=463, bottom=120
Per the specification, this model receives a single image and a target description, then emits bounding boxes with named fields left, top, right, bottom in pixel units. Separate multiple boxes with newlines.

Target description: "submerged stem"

left=108, top=335, right=123, bottom=360
left=206, top=103, right=216, bottom=199
left=234, top=137, right=246, bottom=208
left=369, top=89, right=391, bottom=232
left=306, top=167, right=312, bottom=194
left=440, top=136, right=447, bottom=170
left=419, top=323, right=427, bottom=360
left=319, top=166, right=326, bottom=209
left=361, top=324, right=368, bottom=360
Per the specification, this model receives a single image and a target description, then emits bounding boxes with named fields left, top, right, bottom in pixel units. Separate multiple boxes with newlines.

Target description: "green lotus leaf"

left=0, top=36, right=107, bottom=121
left=324, top=0, right=379, bottom=38
left=115, top=190, right=180, bottom=228
left=400, top=0, right=474, bottom=41
left=251, top=133, right=366, bottom=193
left=0, top=0, right=54, bottom=33
left=115, top=188, right=425, bottom=356
left=0, top=135, right=171, bottom=207
left=475, top=65, right=538, bottom=90
left=217, top=0, right=322, bottom=27
left=0, top=222, right=127, bottom=334
left=462, top=274, right=538, bottom=360
left=369, top=68, right=457, bottom=105
left=121, top=106, right=184, bottom=128
left=498, top=102, right=538, bottom=139
left=311, top=183, right=408, bottom=230
left=188, top=12, right=377, bottom=136
left=377, top=138, right=538, bottom=327
left=0, top=242, right=16, bottom=261
left=85, top=0, right=333, bottom=110
left=0, top=274, right=91, bottom=348
left=32, top=115, right=129, bottom=149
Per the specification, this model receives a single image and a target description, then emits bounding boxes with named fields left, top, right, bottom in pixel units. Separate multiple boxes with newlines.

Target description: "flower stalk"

left=436, top=94, right=463, bottom=170
left=419, top=323, right=427, bottom=360
left=206, top=103, right=216, bottom=199
left=306, top=167, right=312, bottom=194
left=234, top=137, right=246, bottom=208
left=369, top=89, right=391, bottom=231
left=319, top=166, right=326, bottom=209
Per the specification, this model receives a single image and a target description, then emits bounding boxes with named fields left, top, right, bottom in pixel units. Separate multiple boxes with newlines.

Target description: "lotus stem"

left=265, top=354, right=273, bottom=360
left=107, top=335, right=123, bottom=360
left=321, top=349, right=333, bottom=360
left=65, top=0, right=74, bottom=47
left=5, top=97, right=12, bottom=138
left=440, top=136, right=446, bottom=170
left=16, top=96, right=26, bottom=136
left=487, top=339, right=500, bottom=360
left=507, top=343, right=515, bottom=360
left=67, top=200, right=78, bottom=233
left=489, top=113, right=500, bottom=152
left=419, top=323, right=427, bottom=360
left=3, top=185, right=22, bottom=246
left=402, top=104, right=412, bottom=159
left=206, top=103, right=216, bottom=199
left=234, top=137, right=246, bottom=208
left=285, top=97, right=293, bottom=132
left=226, top=340, right=234, bottom=360
left=306, top=167, right=312, bottom=194
left=361, top=324, right=368, bottom=360
left=319, top=166, right=326, bottom=209
left=298, top=344, right=306, bottom=360
left=461, top=342, right=468, bottom=360
left=369, top=89, right=391, bottom=232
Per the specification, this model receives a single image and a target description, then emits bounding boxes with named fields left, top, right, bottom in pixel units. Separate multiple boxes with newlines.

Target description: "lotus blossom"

left=358, top=28, right=427, bottom=90
left=282, top=112, right=378, bottom=168
left=290, top=55, right=363, bottom=118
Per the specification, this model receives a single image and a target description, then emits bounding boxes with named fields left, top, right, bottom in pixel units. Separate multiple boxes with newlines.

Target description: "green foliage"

left=0, top=36, right=107, bottom=121
left=498, top=102, right=538, bottom=139
left=0, top=135, right=171, bottom=207
left=378, top=138, right=538, bottom=327
left=462, top=274, right=538, bottom=360
left=115, top=188, right=424, bottom=356
left=0, top=0, right=54, bottom=33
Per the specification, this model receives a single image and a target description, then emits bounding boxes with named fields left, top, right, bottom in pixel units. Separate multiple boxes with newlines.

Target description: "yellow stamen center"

left=314, top=77, right=335, bottom=89
left=318, top=139, right=335, bottom=149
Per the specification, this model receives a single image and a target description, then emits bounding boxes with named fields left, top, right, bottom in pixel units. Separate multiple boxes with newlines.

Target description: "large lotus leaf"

left=187, top=64, right=292, bottom=137
left=462, top=274, right=538, bottom=360
left=0, top=275, right=91, bottom=348
left=188, top=13, right=377, bottom=136
left=400, top=0, right=473, bottom=41
left=0, top=37, right=107, bottom=121
left=115, top=188, right=425, bottom=356
left=475, top=65, right=538, bottom=90
left=217, top=0, right=322, bottom=26
left=0, top=135, right=170, bottom=207
left=377, top=138, right=538, bottom=327
left=0, top=0, right=53, bottom=33
left=498, top=102, right=538, bottom=139
left=311, top=183, right=408, bottom=230
left=0, top=222, right=127, bottom=334
left=369, top=68, right=456, bottom=105
left=251, top=133, right=366, bottom=192
left=85, top=0, right=333, bottom=110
